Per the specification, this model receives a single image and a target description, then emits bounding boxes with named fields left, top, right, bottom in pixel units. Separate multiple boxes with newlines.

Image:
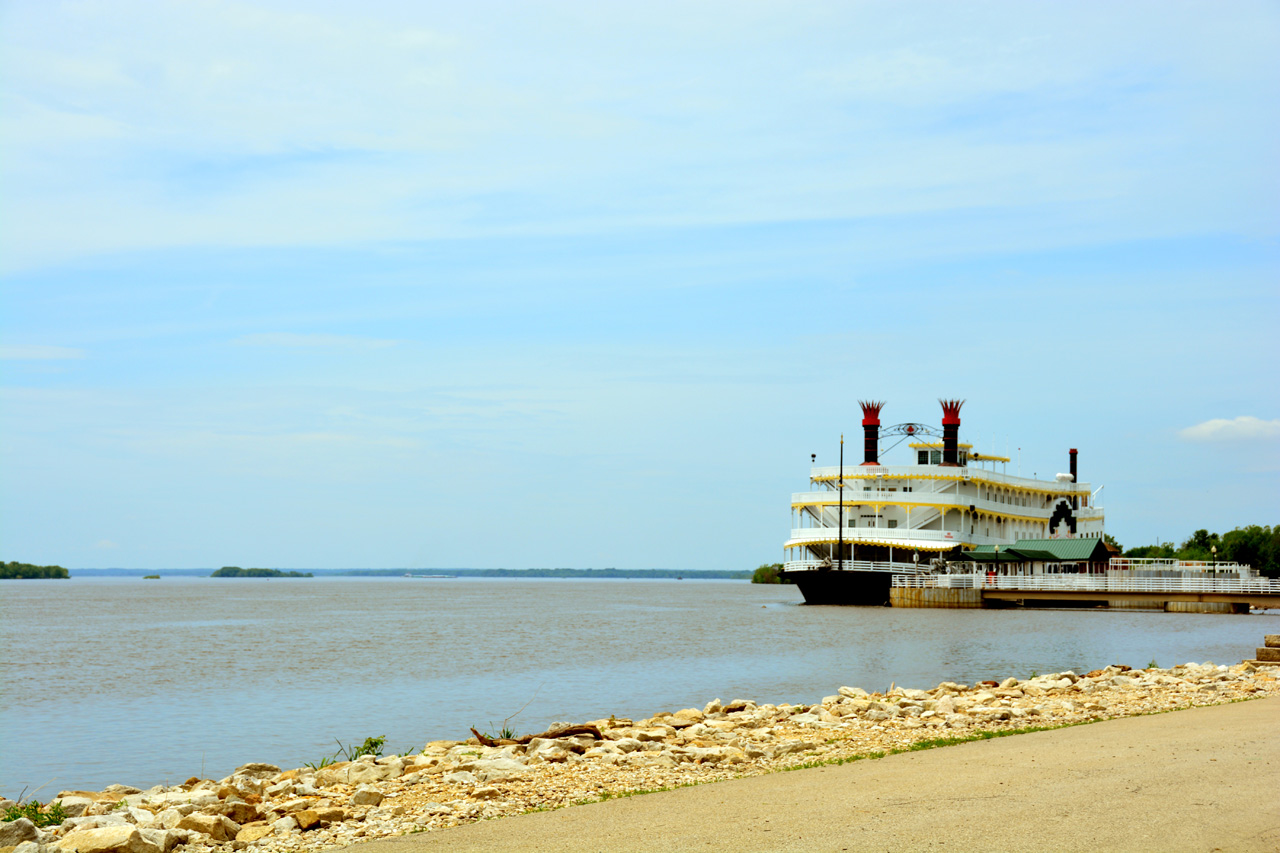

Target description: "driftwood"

left=469, top=723, right=604, bottom=748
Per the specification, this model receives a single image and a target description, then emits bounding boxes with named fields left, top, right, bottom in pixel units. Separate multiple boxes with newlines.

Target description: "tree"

left=1176, top=529, right=1221, bottom=562
left=1220, top=525, right=1279, bottom=578
left=751, top=563, right=791, bottom=584
left=1124, top=543, right=1175, bottom=559
left=1103, top=533, right=1122, bottom=553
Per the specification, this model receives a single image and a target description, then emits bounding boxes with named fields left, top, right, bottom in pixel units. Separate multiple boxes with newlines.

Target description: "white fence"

left=891, top=574, right=1280, bottom=594
left=1107, top=557, right=1250, bottom=572
left=784, top=559, right=928, bottom=575
left=785, top=528, right=970, bottom=546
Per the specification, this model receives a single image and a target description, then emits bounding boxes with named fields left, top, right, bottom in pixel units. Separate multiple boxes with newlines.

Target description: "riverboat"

left=780, top=400, right=1106, bottom=605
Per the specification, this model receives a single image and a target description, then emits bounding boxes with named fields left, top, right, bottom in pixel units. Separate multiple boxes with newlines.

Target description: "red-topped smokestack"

left=1069, top=448, right=1077, bottom=482
left=859, top=400, right=884, bottom=465
left=939, top=399, right=964, bottom=466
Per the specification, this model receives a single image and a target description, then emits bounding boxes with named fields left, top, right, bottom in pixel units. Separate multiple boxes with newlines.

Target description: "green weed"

left=335, top=735, right=386, bottom=761
left=3, top=800, right=68, bottom=828
left=304, top=735, right=386, bottom=770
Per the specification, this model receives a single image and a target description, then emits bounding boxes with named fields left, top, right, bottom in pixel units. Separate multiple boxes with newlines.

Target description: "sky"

left=2, top=1, right=1277, bottom=570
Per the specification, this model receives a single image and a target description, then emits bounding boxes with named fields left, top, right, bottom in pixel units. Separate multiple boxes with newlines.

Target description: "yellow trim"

left=908, top=442, right=973, bottom=449
left=784, top=539, right=962, bottom=552
left=792, top=499, right=1083, bottom=525
left=808, top=471, right=1085, bottom=497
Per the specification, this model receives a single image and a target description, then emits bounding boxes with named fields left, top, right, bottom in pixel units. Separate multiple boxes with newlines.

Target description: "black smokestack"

left=940, top=399, right=964, bottom=466
left=1069, top=448, right=1077, bottom=482
left=860, top=400, right=883, bottom=465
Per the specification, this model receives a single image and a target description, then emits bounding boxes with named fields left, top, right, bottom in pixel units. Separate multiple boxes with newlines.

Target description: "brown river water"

left=2, top=575, right=1276, bottom=796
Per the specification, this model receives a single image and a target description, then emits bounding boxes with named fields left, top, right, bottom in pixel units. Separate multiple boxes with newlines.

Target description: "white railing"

left=808, top=465, right=1093, bottom=495
left=785, top=528, right=973, bottom=546
left=1108, top=558, right=1250, bottom=572
left=784, top=559, right=928, bottom=575
left=892, top=574, right=1280, bottom=594
left=791, top=489, right=1105, bottom=521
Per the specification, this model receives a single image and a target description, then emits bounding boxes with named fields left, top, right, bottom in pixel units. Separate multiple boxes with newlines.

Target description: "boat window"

left=888, top=520, right=898, bottom=528
left=917, top=450, right=929, bottom=464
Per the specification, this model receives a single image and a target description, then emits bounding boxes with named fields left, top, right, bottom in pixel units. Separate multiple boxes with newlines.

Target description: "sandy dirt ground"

left=338, top=696, right=1279, bottom=853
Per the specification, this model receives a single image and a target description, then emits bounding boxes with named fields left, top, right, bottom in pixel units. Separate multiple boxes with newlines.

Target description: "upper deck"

left=806, top=464, right=1093, bottom=497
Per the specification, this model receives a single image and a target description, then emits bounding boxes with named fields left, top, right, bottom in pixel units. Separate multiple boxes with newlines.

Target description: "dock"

left=891, top=572, right=1280, bottom=612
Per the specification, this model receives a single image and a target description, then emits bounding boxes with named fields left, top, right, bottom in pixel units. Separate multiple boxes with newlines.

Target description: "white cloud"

left=1179, top=416, right=1280, bottom=442
left=0, top=344, right=85, bottom=360
left=1, top=1, right=1275, bottom=272
left=232, top=333, right=398, bottom=349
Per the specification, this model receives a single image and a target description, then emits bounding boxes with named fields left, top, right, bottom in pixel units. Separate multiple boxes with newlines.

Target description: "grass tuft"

left=3, top=800, right=68, bottom=828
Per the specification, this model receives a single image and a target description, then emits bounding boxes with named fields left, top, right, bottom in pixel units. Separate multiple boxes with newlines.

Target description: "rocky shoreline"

left=4, top=659, right=1278, bottom=853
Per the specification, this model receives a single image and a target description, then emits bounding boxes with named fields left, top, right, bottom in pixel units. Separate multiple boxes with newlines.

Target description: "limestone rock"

left=100, top=788, right=141, bottom=799
left=417, top=803, right=453, bottom=816
left=349, top=789, right=383, bottom=807
left=232, top=765, right=279, bottom=779
left=261, top=782, right=293, bottom=799
left=13, top=841, right=49, bottom=853
left=316, top=760, right=402, bottom=787
left=466, top=758, right=532, bottom=783
left=234, top=825, right=273, bottom=844
left=212, top=802, right=259, bottom=825
left=56, top=826, right=160, bottom=853
left=0, top=818, right=39, bottom=846
left=442, top=771, right=477, bottom=786
left=173, top=814, right=237, bottom=842
left=134, top=829, right=182, bottom=853
left=269, top=816, right=296, bottom=834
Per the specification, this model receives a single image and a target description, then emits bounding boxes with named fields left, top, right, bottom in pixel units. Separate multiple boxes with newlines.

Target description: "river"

left=2, top=575, right=1275, bottom=796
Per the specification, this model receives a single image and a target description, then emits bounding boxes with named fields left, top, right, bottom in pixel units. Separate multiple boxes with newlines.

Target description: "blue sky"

left=2, top=1, right=1277, bottom=569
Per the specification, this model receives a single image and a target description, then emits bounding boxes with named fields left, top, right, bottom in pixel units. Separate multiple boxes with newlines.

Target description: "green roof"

left=1011, top=538, right=1110, bottom=561
left=963, top=539, right=1109, bottom=562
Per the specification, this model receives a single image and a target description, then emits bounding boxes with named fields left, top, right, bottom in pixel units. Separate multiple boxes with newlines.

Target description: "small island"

left=1, top=561, right=70, bottom=579
left=210, top=566, right=313, bottom=578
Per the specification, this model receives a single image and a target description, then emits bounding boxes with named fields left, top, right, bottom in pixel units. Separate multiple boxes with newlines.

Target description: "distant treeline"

left=1, top=561, right=70, bottom=579
left=340, top=568, right=752, bottom=579
left=211, top=567, right=314, bottom=578
left=1119, top=525, right=1279, bottom=578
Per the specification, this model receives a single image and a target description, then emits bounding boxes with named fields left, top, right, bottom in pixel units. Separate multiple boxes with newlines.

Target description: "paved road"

left=342, top=697, right=1279, bottom=853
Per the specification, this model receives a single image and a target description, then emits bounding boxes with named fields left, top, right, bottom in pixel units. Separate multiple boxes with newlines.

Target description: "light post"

left=913, top=551, right=920, bottom=573
left=991, top=544, right=1000, bottom=587
left=1211, top=544, right=1217, bottom=574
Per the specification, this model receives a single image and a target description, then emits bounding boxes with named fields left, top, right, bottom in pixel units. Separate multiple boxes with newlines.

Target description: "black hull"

left=782, top=569, right=901, bottom=606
